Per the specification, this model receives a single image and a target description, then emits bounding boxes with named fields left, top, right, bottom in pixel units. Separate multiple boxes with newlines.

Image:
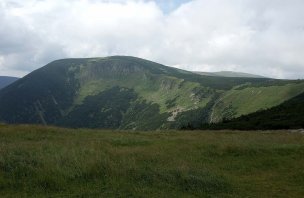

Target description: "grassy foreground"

left=0, top=125, right=303, bottom=197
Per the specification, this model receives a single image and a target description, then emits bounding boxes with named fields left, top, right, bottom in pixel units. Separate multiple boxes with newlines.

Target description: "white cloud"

left=0, top=0, right=304, bottom=79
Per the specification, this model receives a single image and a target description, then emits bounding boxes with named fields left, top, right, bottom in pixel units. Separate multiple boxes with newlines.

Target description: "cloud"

left=0, top=0, right=304, bottom=79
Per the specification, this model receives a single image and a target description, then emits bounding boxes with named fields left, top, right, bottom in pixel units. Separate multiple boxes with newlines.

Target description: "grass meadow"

left=0, top=124, right=303, bottom=197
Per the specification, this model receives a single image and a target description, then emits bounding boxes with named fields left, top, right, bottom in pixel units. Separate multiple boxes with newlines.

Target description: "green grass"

left=74, top=73, right=211, bottom=114
left=211, top=82, right=304, bottom=122
left=0, top=125, right=303, bottom=197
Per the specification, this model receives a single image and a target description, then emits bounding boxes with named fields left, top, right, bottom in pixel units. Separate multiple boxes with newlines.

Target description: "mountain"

left=203, top=91, right=304, bottom=130
left=195, top=71, right=266, bottom=78
left=0, top=76, right=19, bottom=90
left=0, top=56, right=303, bottom=130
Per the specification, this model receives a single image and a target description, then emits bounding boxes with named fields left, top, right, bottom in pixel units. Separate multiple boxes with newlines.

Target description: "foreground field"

left=0, top=125, right=303, bottom=197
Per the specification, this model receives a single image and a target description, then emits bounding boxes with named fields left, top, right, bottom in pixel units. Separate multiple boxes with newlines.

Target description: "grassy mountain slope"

left=0, top=76, right=19, bottom=89
left=206, top=91, right=304, bottom=130
left=0, top=56, right=303, bottom=130
left=210, top=82, right=304, bottom=123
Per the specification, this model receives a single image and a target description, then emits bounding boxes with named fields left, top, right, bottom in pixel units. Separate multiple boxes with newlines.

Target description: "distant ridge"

left=195, top=71, right=267, bottom=78
left=0, top=76, right=19, bottom=90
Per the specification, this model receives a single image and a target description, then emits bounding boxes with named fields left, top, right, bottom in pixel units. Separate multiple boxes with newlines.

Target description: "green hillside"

left=0, top=125, right=304, bottom=197
left=205, top=91, right=304, bottom=130
left=210, top=82, right=304, bottom=123
left=0, top=56, right=303, bottom=130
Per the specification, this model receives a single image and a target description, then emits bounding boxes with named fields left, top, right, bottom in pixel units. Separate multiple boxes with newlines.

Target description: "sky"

left=0, top=0, right=304, bottom=79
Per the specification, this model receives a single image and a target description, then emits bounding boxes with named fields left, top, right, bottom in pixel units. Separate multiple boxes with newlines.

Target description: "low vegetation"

left=205, top=92, right=304, bottom=130
left=211, top=82, right=304, bottom=122
left=0, top=124, right=303, bottom=197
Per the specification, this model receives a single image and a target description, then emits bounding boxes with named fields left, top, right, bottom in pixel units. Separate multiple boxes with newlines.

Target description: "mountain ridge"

left=0, top=56, right=303, bottom=130
left=194, top=71, right=267, bottom=78
left=0, top=76, right=19, bottom=90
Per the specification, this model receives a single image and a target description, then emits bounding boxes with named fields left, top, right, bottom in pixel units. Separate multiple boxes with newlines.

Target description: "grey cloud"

left=0, top=0, right=304, bottom=79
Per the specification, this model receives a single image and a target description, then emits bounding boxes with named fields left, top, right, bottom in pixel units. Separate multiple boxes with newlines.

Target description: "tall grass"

left=0, top=124, right=303, bottom=197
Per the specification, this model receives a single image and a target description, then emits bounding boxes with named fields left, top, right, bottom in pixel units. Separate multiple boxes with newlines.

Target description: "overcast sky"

left=1, top=0, right=304, bottom=79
